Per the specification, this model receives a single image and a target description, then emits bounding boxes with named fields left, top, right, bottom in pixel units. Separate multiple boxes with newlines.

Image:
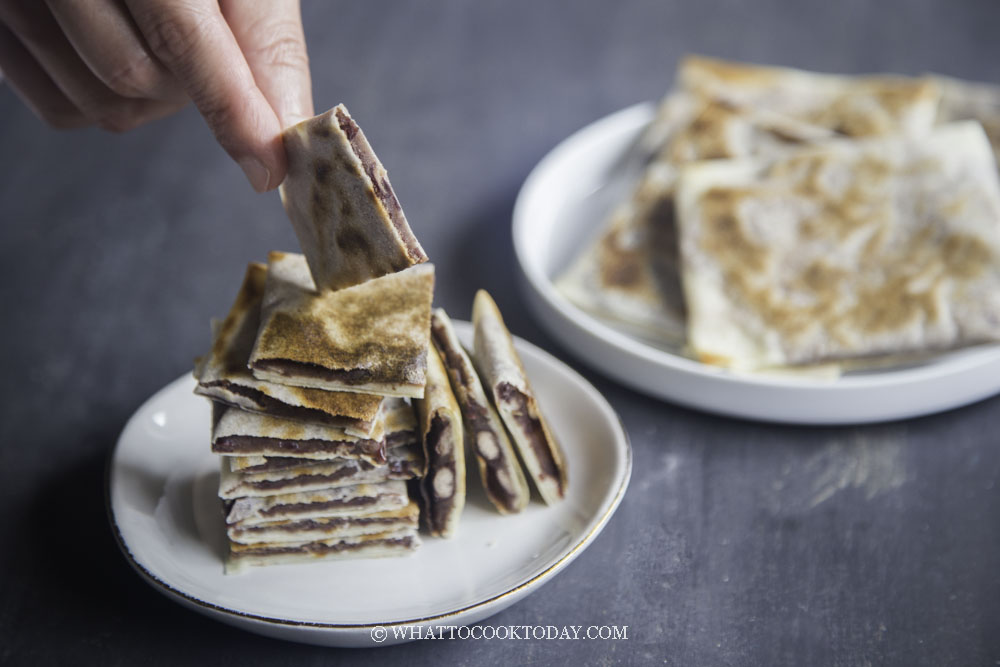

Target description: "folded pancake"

left=678, top=55, right=941, bottom=138
left=430, top=309, right=528, bottom=514
left=648, top=93, right=836, bottom=163
left=675, top=122, right=1000, bottom=369
left=560, top=90, right=842, bottom=348
left=225, top=528, right=420, bottom=574
left=212, top=404, right=387, bottom=464
left=249, top=252, right=434, bottom=397
left=472, top=291, right=567, bottom=505
left=193, top=263, right=383, bottom=436
left=415, top=343, right=465, bottom=537
left=228, top=398, right=419, bottom=473
left=227, top=501, right=420, bottom=545
left=934, top=75, right=1000, bottom=163
left=278, top=104, right=427, bottom=292
left=226, top=480, right=410, bottom=526
left=556, top=162, right=687, bottom=346
left=219, top=444, right=423, bottom=499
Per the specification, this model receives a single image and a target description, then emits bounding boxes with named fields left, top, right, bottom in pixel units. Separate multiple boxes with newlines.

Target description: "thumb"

left=221, top=0, right=313, bottom=130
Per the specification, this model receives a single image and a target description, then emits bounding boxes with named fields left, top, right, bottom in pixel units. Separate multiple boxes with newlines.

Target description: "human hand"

left=0, top=0, right=313, bottom=192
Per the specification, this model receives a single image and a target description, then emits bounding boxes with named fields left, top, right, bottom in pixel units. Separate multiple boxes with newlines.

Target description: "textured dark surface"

left=2, top=1, right=999, bottom=665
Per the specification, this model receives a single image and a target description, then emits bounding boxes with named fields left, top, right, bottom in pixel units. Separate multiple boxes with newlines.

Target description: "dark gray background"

left=1, top=1, right=998, bottom=665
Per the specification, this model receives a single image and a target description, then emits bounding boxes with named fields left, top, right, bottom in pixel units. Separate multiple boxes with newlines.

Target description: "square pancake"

left=218, top=443, right=423, bottom=499
left=675, top=122, right=1000, bottom=369
left=249, top=252, right=434, bottom=398
left=227, top=501, right=420, bottom=545
left=556, top=162, right=687, bottom=346
left=225, top=480, right=411, bottom=526
left=225, top=528, right=420, bottom=573
left=678, top=55, right=941, bottom=138
left=227, top=397, right=418, bottom=472
left=212, top=404, right=387, bottom=464
left=560, top=94, right=838, bottom=347
left=278, top=104, right=427, bottom=291
left=193, top=263, right=384, bottom=436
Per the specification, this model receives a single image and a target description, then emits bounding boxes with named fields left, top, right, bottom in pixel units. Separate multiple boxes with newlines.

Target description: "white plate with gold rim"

left=513, top=103, right=1000, bottom=425
left=107, top=321, right=630, bottom=647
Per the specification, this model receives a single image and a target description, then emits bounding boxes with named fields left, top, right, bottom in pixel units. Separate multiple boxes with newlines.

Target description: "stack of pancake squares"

left=193, top=104, right=435, bottom=574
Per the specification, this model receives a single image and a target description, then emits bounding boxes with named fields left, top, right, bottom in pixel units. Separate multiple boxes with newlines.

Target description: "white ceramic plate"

left=513, top=103, right=1000, bottom=425
left=107, top=322, right=630, bottom=647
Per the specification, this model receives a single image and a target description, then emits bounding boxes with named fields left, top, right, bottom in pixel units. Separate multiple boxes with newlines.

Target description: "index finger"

left=124, top=0, right=285, bottom=191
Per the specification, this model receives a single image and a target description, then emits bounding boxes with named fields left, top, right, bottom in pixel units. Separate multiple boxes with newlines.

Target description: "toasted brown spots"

left=685, top=56, right=782, bottom=87
left=254, top=267, right=434, bottom=387
left=311, top=123, right=332, bottom=139
left=213, top=263, right=267, bottom=371
left=314, top=159, right=332, bottom=184
left=598, top=227, right=643, bottom=288
left=669, top=101, right=739, bottom=162
left=335, top=225, right=374, bottom=265
left=310, top=188, right=328, bottom=218
left=699, top=187, right=769, bottom=274
left=943, top=233, right=991, bottom=279
left=694, top=151, right=991, bottom=348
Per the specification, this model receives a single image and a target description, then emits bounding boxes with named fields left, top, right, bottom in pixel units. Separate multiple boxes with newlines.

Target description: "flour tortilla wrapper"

left=556, top=162, right=687, bottom=346
left=278, top=104, right=427, bottom=292
left=430, top=309, right=528, bottom=514
left=560, top=90, right=841, bottom=348
left=678, top=55, right=941, bottom=138
left=249, top=252, right=434, bottom=398
left=218, top=443, right=424, bottom=499
left=212, top=404, right=387, bottom=464
left=225, top=528, right=419, bottom=574
left=227, top=397, right=418, bottom=472
left=414, top=343, right=465, bottom=537
left=675, top=122, right=1000, bottom=370
left=227, top=501, right=420, bottom=545
left=472, top=291, right=567, bottom=505
left=381, top=396, right=419, bottom=445
left=225, top=480, right=410, bottom=526
left=644, top=90, right=836, bottom=163
left=192, top=263, right=383, bottom=437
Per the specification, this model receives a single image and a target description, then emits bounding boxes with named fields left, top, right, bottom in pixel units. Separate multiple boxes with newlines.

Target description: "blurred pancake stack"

left=558, top=56, right=1000, bottom=374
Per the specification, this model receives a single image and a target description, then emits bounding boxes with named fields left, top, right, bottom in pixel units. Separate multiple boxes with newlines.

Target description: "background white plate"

left=513, top=103, right=1000, bottom=425
left=107, top=322, right=630, bottom=648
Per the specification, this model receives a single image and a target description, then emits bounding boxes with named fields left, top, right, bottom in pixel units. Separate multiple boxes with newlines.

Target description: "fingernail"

left=239, top=157, right=271, bottom=192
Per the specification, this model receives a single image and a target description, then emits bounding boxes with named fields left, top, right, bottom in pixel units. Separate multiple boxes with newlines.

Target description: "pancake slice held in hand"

left=279, top=104, right=428, bottom=292
left=472, top=291, right=567, bottom=505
